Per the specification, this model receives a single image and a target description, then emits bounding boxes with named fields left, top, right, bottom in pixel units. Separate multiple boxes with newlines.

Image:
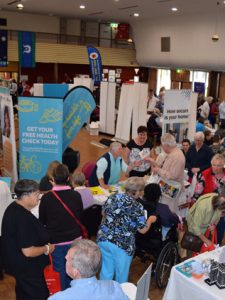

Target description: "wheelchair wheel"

left=155, top=241, right=179, bottom=288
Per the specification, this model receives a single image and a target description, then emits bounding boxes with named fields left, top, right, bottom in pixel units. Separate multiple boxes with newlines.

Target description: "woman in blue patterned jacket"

left=97, top=177, right=156, bottom=283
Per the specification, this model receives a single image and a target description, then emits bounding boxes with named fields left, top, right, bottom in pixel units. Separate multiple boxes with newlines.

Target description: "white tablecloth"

left=163, top=248, right=225, bottom=300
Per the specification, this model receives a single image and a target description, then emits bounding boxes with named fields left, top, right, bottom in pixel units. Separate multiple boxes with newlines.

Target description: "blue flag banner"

left=86, top=46, right=103, bottom=84
left=19, top=97, right=63, bottom=180
left=63, top=86, right=96, bottom=151
left=0, top=30, right=8, bottom=67
left=18, top=31, right=36, bottom=68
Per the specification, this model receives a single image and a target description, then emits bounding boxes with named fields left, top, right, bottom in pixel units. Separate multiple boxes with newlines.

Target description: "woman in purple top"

left=73, top=172, right=94, bottom=209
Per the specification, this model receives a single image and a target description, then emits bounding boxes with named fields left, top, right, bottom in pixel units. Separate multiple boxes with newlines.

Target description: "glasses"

left=212, top=164, right=224, bottom=168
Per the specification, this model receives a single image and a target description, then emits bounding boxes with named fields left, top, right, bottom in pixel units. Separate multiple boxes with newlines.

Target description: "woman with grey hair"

left=72, top=172, right=94, bottom=209
left=97, top=177, right=156, bottom=283
left=2, top=179, right=55, bottom=300
left=186, top=131, right=214, bottom=179
left=187, top=192, right=225, bottom=247
left=145, top=133, right=185, bottom=212
left=145, top=133, right=184, bottom=182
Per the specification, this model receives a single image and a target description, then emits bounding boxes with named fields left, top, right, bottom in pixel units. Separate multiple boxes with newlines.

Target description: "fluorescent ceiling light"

left=17, top=3, right=24, bottom=10
left=133, top=13, right=139, bottom=17
left=171, top=7, right=178, bottom=12
left=80, top=5, right=86, bottom=9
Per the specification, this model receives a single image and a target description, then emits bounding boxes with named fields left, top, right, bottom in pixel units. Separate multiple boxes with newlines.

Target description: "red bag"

left=44, top=255, right=61, bottom=296
left=200, top=227, right=217, bottom=254
left=192, top=226, right=217, bottom=257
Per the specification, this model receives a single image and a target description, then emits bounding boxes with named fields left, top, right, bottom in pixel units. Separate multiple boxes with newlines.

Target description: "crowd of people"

left=1, top=88, right=225, bottom=300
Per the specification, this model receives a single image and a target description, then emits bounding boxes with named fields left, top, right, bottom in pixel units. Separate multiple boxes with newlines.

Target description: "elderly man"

left=186, top=132, right=214, bottom=179
left=48, top=239, right=129, bottom=300
left=145, top=133, right=185, bottom=212
left=89, top=142, right=135, bottom=189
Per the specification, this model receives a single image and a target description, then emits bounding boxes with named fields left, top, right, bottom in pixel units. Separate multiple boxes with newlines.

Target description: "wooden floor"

left=0, top=127, right=165, bottom=299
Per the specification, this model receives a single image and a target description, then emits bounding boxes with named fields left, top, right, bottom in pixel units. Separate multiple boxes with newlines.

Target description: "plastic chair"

left=81, top=161, right=96, bottom=186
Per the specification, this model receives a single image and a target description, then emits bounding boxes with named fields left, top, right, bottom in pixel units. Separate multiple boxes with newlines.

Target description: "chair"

left=121, top=263, right=152, bottom=300
left=81, top=161, right=96, bottom=186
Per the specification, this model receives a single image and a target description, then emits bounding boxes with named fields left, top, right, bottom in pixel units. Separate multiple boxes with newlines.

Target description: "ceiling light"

left=80, top=5, right=86, bottom=9
left=17, top=3, right=24, bottom=10
left=133, top=13, right=139, bottom=17
left=171, top=7, right=178, bottom=12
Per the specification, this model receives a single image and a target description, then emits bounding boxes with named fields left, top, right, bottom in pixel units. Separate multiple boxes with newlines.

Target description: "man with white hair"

left=89, top=142, right=136, bottom=189
left=48, top=239, right=129, bottom=300
left=186, top=131, right=214, bottom=179
left=145, top=133, right=185, bottom=212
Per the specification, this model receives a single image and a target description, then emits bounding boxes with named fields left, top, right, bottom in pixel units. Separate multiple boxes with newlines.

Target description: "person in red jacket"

left=193, top=153, right=225, bottom=201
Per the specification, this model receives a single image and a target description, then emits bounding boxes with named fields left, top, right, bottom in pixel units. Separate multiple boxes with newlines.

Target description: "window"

left=156, top=69, right=171, bottom=95
left=190, top=71, right=209, bottom=96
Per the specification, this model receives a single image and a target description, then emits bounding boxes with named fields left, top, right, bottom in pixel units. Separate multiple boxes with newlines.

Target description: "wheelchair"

left=135, top=224, right=180, bottom=288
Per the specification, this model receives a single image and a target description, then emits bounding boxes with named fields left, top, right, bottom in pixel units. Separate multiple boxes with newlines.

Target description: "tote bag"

left=44, top=255, right=61, bottom=295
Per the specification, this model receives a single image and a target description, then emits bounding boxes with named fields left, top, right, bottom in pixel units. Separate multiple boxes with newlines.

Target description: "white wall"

left=0, top=11, right=59, bottom=33
left=132, top=12, right=225, bottom=71
left=0, top=11, right=80, bottom=35
left=66, top=19, right=81, bottom=36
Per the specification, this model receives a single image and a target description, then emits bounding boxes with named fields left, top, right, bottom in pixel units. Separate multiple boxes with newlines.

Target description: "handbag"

left=181, top=231, right=203, bottom=252
left=44, top=255, right=61, bottom=295
left=52, top=190, right=89, bottom=239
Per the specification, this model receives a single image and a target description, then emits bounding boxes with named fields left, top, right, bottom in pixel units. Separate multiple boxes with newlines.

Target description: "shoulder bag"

left=52, top=190, right=88, bottom=239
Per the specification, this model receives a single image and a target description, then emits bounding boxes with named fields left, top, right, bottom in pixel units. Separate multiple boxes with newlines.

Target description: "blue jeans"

left=98, top=241, right=133, bottom=283
left=51, top=244, right=71, bottom=291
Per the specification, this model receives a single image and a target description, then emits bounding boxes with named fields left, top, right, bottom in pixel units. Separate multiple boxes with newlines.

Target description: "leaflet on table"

left=90, top=183, right=124, bottom=196
left=175, top=260, right=196, bottom=277
left=89, top=186, right=106, bottom=195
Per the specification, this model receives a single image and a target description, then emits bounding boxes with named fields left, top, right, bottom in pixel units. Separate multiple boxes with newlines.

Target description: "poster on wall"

left=162, top=90, right=198, bottom=142
left=19, top=97, right=63, bottom=181
left=0, top=87, right=18, bottom=187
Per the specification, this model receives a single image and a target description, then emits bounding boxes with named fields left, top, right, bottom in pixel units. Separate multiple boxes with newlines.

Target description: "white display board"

left=33, top=83, right=43, bottom=97
left=162, top=90, right=198, bottom=142
left=115, top=83, right=148, bottom=142
left=100, top=82, right=116, bottom=135
left=73, top=78, right=94, bottom=91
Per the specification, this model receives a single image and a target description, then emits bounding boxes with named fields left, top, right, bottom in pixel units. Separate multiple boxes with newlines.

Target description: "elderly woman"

left=124, top=125, right=152, bottom=177
left=145, top=133, right=185, bottom=212
left=97, top=177, right=156, bottom=283
left=186, top=131, right=214, bottom=179
left=193, top=154, right=225, bottom=201
left=187, top=192, right=225, bottom=247
left=2, top=179, right=54, bottom=300
left=39, top=164, right=83, bottom=290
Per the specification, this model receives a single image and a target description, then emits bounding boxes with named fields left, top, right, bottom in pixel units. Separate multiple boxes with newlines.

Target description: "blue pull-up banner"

left=18, top=31, right=36, bottom=68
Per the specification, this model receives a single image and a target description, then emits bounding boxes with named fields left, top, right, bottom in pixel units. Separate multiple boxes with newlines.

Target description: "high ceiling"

left=0, top=0, right=223, bottom=22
